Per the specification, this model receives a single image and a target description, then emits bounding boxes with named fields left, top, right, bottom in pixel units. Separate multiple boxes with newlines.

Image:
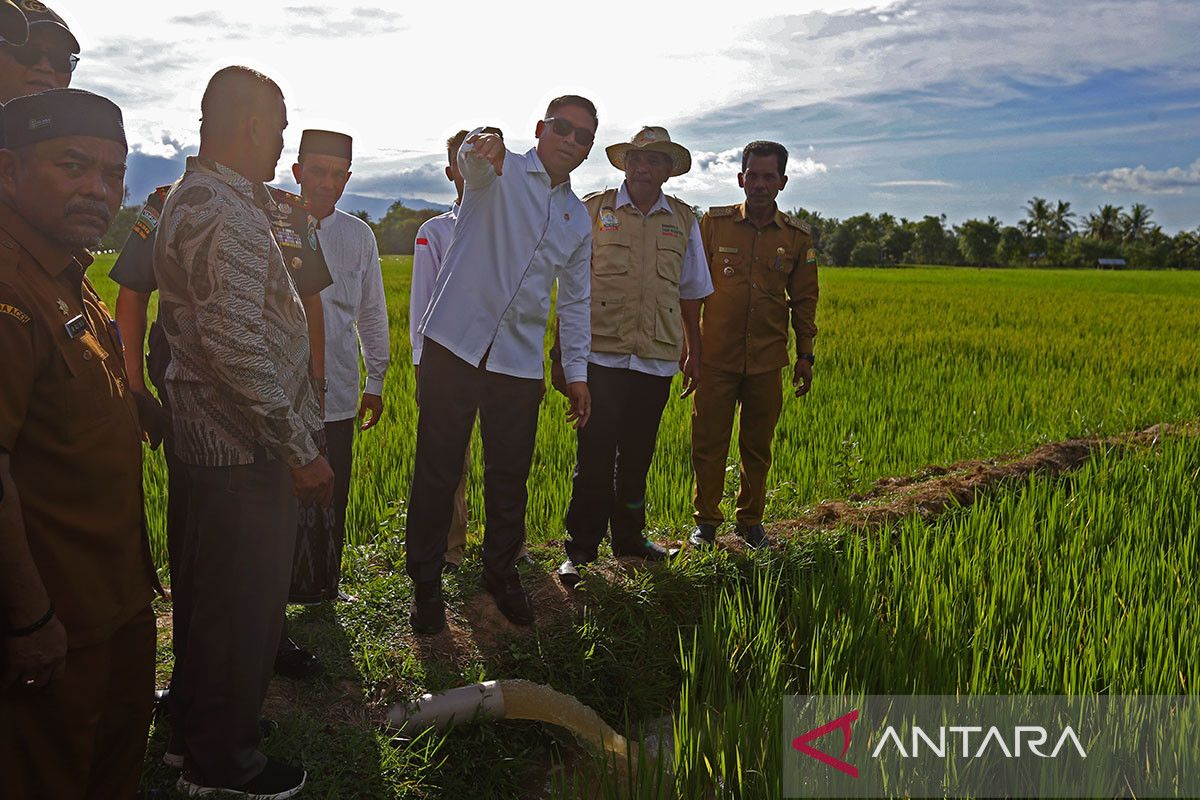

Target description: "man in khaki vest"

left=689, top=140, right=819, bottom=550
left=554, top=126, right=712, bottom=587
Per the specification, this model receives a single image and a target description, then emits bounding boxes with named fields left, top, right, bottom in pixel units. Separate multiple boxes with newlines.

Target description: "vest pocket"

left=592, top=297, right=626, bottom=339
left=655, top=236, right=685, bottom=285
left=654, top=300, right=682, bottom=346
left=592, top=231, right=630, bottom=276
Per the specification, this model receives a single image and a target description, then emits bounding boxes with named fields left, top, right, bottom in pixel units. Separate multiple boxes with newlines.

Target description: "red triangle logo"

left=791, top=709, right=859, bottom=778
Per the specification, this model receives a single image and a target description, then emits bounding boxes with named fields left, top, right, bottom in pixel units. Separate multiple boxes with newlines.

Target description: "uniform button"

left=752, top=282, right=757, bottom=288
left=83, top=350, right=93, bottom=361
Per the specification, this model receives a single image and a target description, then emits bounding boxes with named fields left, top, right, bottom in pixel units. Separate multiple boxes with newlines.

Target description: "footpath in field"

left=416, top=421, right=1197, bottom=659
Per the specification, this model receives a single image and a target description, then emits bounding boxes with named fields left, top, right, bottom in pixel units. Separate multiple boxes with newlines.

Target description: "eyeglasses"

left=2, top=43, right=79, bottom=74
left=543, top=117, right=595, bottom=147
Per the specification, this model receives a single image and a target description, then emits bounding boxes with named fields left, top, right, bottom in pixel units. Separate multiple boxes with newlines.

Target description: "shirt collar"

left=525, top=147, right=572, bottom=191
left=735, top=201, right=784, bottom=229
left=0, top=201, right=92, bottom=278
left=186, top=156, right=277, bottom=212
left=615, top=182, right=671, bottom=215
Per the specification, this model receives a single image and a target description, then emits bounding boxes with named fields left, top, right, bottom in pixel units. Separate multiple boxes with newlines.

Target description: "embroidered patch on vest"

left=599, top=208, right=619, bottom=232
left=660, top=222, right=684, bottom=239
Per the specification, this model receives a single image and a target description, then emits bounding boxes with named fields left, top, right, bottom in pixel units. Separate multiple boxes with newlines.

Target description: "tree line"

left=99, top=194, right=1198, bottom=269
left=792, top=198, right=1200, bottom=269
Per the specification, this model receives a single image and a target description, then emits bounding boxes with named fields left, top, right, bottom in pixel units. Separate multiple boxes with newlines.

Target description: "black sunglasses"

left=543, top=117, right=595, bottom=147
left=2, top=43, right=79, bottom=74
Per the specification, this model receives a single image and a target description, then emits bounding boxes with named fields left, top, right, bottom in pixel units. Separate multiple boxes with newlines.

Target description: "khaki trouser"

left=444, top=447, right=470, bottom=567
left=0, top=606, right=156, bottom=800
left=691, top=365, right=784, bottom=527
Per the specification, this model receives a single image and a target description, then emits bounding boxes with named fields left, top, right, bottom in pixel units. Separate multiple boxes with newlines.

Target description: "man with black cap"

left=555, top=126, right=711, bottom=587
left=0, top=1, right=79, bottom=103
left=0, top=88, right=158, bottom=799
left=153, top=65, right=330, bottom=799
left=290, top=128, right=389, bottom=599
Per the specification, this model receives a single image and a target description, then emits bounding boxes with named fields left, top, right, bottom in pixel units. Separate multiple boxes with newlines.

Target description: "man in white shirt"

left=411, top=127, right=507, bottom=574
left=554, top=127, right=712, bottom=587
left=406, top=95, right=597, bottom=634
left=291, top=129, right=390, bottom=596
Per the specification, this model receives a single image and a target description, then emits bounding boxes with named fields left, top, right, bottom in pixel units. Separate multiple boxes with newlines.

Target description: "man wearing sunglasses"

left=405, top=96, right=596, bottom=633
left=0, top=1, right=78, bottom=104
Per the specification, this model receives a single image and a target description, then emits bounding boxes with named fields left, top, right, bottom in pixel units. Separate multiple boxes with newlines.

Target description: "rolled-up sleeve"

left=178, top=214, right=318, bottom=467
left=556, top=232, right=592, bottom=384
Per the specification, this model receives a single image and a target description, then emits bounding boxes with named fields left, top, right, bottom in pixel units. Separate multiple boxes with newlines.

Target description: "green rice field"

left=80, top=255, right=1200, bottom=797
left=85, top=256, right=1200, bottom=564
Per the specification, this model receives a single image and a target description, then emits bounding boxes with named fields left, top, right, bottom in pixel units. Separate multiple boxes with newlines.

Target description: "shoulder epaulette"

left=707, top=205, right=736, bottom=217
left=782, top=214, right=812, bottom=235
left=267, top=186, right=309, bottom=210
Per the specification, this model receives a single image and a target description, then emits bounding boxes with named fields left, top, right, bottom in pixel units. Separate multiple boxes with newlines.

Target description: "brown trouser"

left=0, top=605, right=155, bottom=800
left=691, top=364, right=784, bottom=527
left=444, top=446, right=471, bottom=567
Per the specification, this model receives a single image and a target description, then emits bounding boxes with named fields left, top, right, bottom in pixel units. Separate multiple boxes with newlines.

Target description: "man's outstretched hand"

left=566, top=382, right=591, bottom=429
left=466, top=132, right=505, bottom=175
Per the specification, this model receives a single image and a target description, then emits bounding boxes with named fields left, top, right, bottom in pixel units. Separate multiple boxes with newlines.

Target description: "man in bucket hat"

left=554, top=126, right=711, bottom=587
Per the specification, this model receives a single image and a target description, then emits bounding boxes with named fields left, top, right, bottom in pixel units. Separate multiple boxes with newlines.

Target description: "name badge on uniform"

left=599, top=208, right=619, bottom=232
left=717, top=246, right=739, bottom=254
left=64, top=313, right=88, bottom=339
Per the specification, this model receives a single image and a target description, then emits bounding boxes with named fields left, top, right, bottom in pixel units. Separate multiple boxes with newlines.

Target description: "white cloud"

left=874, top=180, right=957, bottom=188
left=1081, top=159, right=1200, bottom=195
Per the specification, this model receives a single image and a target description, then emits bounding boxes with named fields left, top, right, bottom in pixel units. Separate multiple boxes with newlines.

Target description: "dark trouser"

left=0, top=606, right=155, bottom=800
left=691, top=365, right=784, bottom=527
left=406, top=340, right=543, bottom=585
left=325, top=418, right=355, bottom=580
left=163, top=434, right=190, bottom=667
left=564, top=363, right=672, bottom=563
left=170, top=459, right=297, bottom=787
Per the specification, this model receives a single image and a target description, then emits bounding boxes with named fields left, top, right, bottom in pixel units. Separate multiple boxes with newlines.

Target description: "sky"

left=60, top=0, right=1200, bottom=231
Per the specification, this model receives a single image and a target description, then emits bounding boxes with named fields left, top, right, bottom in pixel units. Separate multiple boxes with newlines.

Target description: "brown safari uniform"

left=0, top=203, right=157, bottom=799
left=692, top=202, right=818, bottom=527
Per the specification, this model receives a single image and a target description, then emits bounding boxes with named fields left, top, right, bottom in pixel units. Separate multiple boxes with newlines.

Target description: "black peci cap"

left=2, top=88, right=126, bottom=149
left=299, top=129, right=352, bottom=161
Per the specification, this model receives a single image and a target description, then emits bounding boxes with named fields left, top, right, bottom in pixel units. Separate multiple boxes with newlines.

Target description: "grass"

left=76, top=255, right=1200, bottom=797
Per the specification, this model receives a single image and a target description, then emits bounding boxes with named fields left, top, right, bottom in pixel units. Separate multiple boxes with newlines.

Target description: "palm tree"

left=1050, top=200, right=1076, bottom=239
left=1084, top=204, right=1122, bottom=242
left=1121, top=203, right=1154, bottom=242
left=1022, top=197, right=1053, bottom=240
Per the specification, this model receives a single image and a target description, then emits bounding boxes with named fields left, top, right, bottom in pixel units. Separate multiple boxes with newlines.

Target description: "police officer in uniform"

left=555, top=126, right=711, bottom=586
left=0, top=88, right=158, bottom=800
left=689, top=140, right=819, bottom=549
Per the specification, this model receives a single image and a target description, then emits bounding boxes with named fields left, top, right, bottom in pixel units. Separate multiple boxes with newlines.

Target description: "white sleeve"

left=556, top=232, right=592, bottom=384
left=409, top=221, right=438, bottom=364
left=357, top=230, right=390, bottom=393
left=679, top=217, right=713, bottom=300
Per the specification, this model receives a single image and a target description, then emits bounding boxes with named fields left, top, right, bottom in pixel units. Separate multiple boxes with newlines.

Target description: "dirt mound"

left=771, top=423, right=1191, bottom=539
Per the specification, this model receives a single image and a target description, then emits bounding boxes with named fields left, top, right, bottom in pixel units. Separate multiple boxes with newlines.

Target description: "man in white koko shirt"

left=292, top=129, right=390, bottom=593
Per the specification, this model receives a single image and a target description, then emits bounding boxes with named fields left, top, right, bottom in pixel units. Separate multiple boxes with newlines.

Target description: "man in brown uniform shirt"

left=689, top=141, right=819, bottom=550
left=0, top=89, right=157, bottom=799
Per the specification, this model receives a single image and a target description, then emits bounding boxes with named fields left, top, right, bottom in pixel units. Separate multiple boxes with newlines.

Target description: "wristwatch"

left=798, top=353, right=816, bottom=365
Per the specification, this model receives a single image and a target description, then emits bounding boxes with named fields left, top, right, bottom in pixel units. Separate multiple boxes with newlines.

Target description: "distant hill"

left=125, top=149, right=449, bottom=222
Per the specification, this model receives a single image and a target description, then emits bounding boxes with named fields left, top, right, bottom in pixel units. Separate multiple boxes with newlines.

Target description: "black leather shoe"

left=557, top=559, right=582, bottom=589
left=688, top=524, right=718, bottom=549
left=274, top=637, right=323, bottom=680
left=736, top=523, right=770, bottom=549
left=612, top=538, right=675, bottom=561
left=481, top=574, right=534, bottom=626
left=410, top=581, right=446, bottom=635
left=178, top=756, right=305, bottom=799
left=442, top=560, right=460, bottom=574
